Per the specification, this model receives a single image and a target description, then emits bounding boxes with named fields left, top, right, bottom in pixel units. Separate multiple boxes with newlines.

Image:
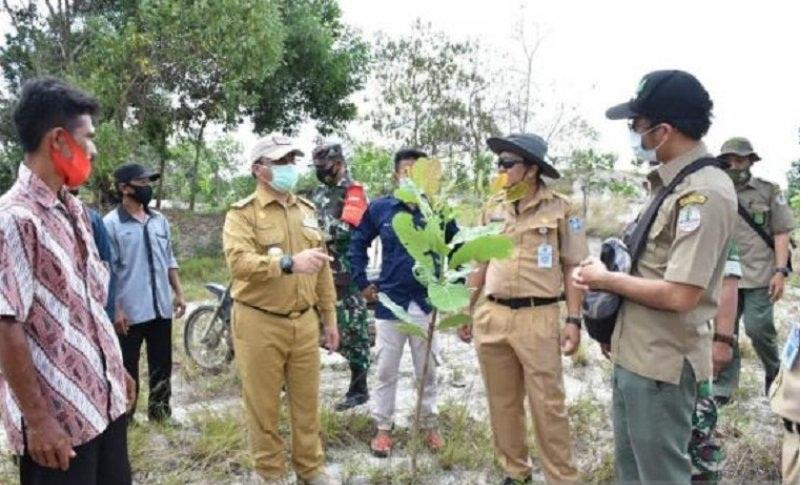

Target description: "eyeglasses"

left=497, top=158, right=522, bottom=169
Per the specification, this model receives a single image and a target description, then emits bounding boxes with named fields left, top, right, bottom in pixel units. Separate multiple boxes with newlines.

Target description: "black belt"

left=487, top=295, right=562, bottom=309
left=783, top=418, right=800, bottom=434
left=237, top=300, right=313, bottom=319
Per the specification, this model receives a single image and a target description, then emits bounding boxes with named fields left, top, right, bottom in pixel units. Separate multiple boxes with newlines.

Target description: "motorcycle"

left=183, top=282, right=234, bottom=372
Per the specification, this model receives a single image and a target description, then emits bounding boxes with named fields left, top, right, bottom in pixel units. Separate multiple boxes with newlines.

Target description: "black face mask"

left=315, top=164, right=339, bottom=185
left=128, top=184, right=153, bottom=206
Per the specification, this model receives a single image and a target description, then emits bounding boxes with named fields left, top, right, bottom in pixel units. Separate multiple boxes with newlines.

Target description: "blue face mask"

left=269, top=164, right=299, bottom=193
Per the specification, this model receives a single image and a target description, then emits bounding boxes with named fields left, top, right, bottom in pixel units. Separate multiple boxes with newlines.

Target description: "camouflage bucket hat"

left=719, top=137, right=761, bottom=162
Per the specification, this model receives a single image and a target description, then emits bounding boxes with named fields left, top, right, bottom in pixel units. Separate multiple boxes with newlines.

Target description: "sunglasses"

left=497, top=158, right=523, bottom=169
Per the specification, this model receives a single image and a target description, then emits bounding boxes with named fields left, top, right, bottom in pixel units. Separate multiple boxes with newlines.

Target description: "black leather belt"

left=783, top=418, right=800, bottom=434
left=237, top=300, right=313, bottom=319
left=487, top=295, right=562, bottom=309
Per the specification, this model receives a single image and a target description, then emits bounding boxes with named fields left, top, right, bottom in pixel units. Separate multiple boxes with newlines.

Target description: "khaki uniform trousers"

left=782, top=430, right=799, bottom=484
left=474, top=300, right=578, bottom=483
left=232, top=302, right=325, bottom=481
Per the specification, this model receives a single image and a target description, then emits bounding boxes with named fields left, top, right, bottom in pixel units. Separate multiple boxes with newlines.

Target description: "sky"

left=0, top=1, right=801, bottom=186
left=333, top=0, right=801, bottom=186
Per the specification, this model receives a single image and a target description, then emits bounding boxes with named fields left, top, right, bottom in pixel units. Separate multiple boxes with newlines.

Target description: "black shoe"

left=714, top=395, right=731, bottom=407
left=501, top=476, right=531, bottom=485
left=335, top=391, right=369, bottom=411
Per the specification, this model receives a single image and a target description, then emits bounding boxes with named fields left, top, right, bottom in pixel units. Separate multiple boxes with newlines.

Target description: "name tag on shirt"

left=781, top=323, right=800, bottom=369
left=537, top=244, right=553, bottom=269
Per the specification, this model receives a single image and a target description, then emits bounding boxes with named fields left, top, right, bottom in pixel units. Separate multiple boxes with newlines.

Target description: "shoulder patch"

left=231, top=194, right=256, bottom=209
left=678, top=193, right=707, bottom=207
left=677, top=205, right=702, bottom=232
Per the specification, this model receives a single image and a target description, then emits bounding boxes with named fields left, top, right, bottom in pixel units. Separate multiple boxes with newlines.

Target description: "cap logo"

left=636, top=78, right=648, bottom=96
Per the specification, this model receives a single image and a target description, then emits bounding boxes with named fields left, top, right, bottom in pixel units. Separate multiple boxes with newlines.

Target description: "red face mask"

left=49, top=130, right=91, bottom=187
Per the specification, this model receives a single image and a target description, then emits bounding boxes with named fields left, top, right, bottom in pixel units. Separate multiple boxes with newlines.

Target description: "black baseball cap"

left=113, top=163, right=160, bottom=184
left=393, top=148, right=427, bottom=169
left=606, top=70, right=712, bottom=122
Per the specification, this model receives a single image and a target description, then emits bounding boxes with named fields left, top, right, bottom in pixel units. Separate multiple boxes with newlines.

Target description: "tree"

left=561, top=149, right=621, bottom=216
left=347, top=142, right=394, bottom=197
left=368, top=20, right=498, bottom=169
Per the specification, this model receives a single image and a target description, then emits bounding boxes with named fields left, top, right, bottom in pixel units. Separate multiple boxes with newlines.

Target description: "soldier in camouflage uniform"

left=310, top=143, right=372, bottom=411
left=690, top=240, right=742, bottom=483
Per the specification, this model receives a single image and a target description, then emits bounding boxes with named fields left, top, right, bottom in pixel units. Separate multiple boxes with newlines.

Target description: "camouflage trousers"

left=336, top=295, right=370, bottom=371
left=690, top=380, right=723, bottom=483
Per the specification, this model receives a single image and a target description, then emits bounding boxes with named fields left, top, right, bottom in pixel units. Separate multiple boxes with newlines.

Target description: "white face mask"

left=629, top=125, right=663, bottom=163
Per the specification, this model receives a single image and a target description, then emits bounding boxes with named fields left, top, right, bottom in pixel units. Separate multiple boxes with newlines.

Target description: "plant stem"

left=410, top=309, right=438, bottom=478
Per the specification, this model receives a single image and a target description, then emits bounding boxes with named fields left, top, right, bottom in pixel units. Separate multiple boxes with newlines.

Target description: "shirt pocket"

left=255, top=225, right=285, bottom=255
left=521, top=217, right=561, bottom=267
left=748, top=202, right=770, bottom=226
left=154, top=230, right=172, bottom=262
left=302, top=226, right=323, bottom=249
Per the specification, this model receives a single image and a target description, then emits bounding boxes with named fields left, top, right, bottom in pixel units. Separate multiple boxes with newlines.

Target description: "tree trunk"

left=155, top=137, right=168, bottom=210
left=410, top=310, right=438, bottom=478
left=188, top=123, right=207, bottom=212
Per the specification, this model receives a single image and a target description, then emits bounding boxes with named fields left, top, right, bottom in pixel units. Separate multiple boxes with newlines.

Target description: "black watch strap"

left=565, top=316, right=582, bottom=328
left=775, top=267, right=790, bottom=276
left=280, top=255, right=294, bottom=274
left=713, top=333, right=736, bottom=347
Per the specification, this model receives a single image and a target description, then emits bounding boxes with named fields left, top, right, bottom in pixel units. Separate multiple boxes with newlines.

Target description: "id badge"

left=537, top=244, right=553, bottom=268
left=781, top=323, right=800, bottom=369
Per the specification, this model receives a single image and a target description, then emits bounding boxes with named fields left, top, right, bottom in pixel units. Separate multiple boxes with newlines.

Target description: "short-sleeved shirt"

left=222, top=187, right=338, bottom=327
left=104, top=207, right=179, bottom=325
left=612, top=142, right=738, bottom=385
left=0, top=165, right=129, bottom=454
left=734, top=177, right=795, bottom=288
left=482, top=186, right=588, bottom=299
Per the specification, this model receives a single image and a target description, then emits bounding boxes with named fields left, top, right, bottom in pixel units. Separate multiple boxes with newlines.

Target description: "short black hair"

left=12, top=77, right=99, bottom=153
left=394, top=148, right=427, bottom=171
left=648, top=109, right=713, bottom=141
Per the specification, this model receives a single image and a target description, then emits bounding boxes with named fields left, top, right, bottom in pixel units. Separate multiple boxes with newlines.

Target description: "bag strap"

left=625, top=157, right=721, bottom=270
left=737, top=202, right=794, bottom=271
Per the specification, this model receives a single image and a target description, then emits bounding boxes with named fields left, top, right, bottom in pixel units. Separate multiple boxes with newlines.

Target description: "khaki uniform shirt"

left=734, top=177, right=795, bottom=288
left=482, top=186, right=588, bottom=299
left=612, top=142, right=737, bottom=384
left=222, top=186, right=337, bottom=328
left=770, top=357, right=800, bottom=424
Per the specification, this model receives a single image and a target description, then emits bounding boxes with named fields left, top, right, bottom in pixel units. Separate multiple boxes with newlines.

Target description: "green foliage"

left=0, top=0, right=367, bottom=206
left=562, top=149, right=631, bottom=216
left=437, top=313, right=472, bottom=331
left=349, top=142, right=394, bottom=197
left=786, top=159, right=799, bottom=214
left=377, top=158, right=514, bottom=328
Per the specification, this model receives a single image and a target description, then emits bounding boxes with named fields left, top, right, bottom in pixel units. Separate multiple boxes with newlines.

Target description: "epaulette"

left=552, top=191, right=572, bottom=203
left=297, top=195, right=316, bottom=210
left=230, top=193, right=256, bottom=209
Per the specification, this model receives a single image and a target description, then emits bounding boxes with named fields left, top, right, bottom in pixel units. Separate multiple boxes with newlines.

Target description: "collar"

left=18, top=164, right=62, bottom=210
left=117, top=204, right=153, bottom=223
left=648, top=141, right=709, bottom=188
left=255, top=185, right=298, bottom=208
left=516, top=183, right=554, bottom=213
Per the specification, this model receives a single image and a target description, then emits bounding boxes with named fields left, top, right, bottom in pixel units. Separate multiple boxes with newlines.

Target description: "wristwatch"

left=713, top=333, right=736, bottom=347
left=280, top=255, right=294, bottom=274
left=775, top=267, right=790, bottom=277
left=565, top=316, right=582, bottom=328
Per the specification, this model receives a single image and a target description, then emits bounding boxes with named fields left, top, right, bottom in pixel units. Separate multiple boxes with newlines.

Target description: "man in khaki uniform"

left=575, top=70, right=737, bottom=483
left=459, top=133, right=585, bottom=484
left=769, top=324, right=799, bottom=485
left=715, top=137, right=795, bottom=401
left=222, top=135, right=340, bottom=485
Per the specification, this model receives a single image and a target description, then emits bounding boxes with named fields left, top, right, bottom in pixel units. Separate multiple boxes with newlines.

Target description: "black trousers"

left=118, top=318, right=173, bottom=421
left=19, top=415, right=131, bottom=485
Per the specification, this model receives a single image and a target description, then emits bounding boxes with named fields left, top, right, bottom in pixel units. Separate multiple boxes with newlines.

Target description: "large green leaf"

left=395, top=322, right=427, bottom=339
left=449, top=235, right=514, bottom=269
left=378, top=293, right=418, bottom=325
left=449, top=223, right=505, bottom=247
left=428, top=282, right=470, bottom=313
left=437, top=313, right=472, bottom=331
left=391, top=212, right=436, bottom=273
left=410, top=158, right=442, bottom=198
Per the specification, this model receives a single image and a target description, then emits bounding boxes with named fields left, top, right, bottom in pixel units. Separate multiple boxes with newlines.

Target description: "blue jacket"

left=86, top=207, right=116, bottom=321
left=348, top=195, right=459, bottom=320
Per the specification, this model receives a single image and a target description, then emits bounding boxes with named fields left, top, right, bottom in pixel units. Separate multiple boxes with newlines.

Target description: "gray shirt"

left=104, top=207, right=179, bottom=325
